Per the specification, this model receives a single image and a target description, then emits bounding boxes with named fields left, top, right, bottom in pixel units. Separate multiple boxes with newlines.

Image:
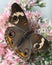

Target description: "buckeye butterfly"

left=5, top=3, right=49, bottom=61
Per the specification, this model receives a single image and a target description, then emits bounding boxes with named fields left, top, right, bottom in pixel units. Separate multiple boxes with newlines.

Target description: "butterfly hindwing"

left=30, top=33, right=49, bottom=53
left=5, top=27, right=32, bottom=60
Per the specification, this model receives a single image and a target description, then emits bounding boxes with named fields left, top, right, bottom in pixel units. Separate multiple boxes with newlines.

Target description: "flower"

left=0, top=43, right=7, bottom=56
left=25, top=11, right=41, bottom=30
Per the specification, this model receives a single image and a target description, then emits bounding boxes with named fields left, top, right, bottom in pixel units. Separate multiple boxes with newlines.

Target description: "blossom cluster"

left=0, top=0, right=52, bottom=65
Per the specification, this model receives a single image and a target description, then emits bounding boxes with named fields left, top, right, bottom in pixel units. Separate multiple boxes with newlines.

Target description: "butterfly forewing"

left=9, top=3, right=29, bottom=32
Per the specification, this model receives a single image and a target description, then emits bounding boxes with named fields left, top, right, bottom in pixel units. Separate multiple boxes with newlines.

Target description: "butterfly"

left=5, top=3, right=49, bottom=61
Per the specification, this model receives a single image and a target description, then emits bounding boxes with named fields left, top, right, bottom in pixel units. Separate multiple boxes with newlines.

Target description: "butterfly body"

left=5, top=3, right=49, bottom=61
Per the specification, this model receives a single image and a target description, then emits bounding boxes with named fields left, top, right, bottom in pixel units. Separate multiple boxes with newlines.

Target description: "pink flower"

left=25, top=11, right=41, bottom=20
left=0, top=43, right=7, bottom=48
left=33, top=11, right=41, bottom=18
left=47, top=36, right=52, bottom=41
left=25, top=11, right=31, bottom=20
left=0, top=14, right=10, bottom=33
left=0, top=32, right=4, bottom=40
left=0, top=10, right=10, bottom=24
left=23, top=62, right=27, bottom=65
left=30, top=1, right=36, bottom=7
left=16, top=0, right=20, bottom=3
left=0, top=60, right=9, bottom=65
left=0, top=43, right=7, bottom=56
left=25, top=11, right=41, bottom=30
left=4, top=48, right=14, bottom=58
left=0, top=28, right=6, bottom=42
left=4, top=48, right=21, bottom=64
left=0, top=48, right=5, bottom=56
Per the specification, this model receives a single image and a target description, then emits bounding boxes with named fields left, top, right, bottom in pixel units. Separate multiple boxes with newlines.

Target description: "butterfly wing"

left=30, top=33, right=49, bottom=53
left=15, top=37, right=32, bottom=60
left=5, top=27, right=32, bottom=60
left=5, top=3, right=32, bottom=60
left=5, top=26, right=25, bottom=48
left=5, top=27, right=49, bottom=60
left=8, top=3, right=29, bottom=32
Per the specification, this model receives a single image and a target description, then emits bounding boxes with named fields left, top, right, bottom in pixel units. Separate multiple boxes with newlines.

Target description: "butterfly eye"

left=13, top=16, right=17, bottom=21
left=9, top=30, right=15, bottom=38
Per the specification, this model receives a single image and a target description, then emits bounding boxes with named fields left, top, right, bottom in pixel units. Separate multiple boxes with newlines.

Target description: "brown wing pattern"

left=8, top=3, right=29, bottom=32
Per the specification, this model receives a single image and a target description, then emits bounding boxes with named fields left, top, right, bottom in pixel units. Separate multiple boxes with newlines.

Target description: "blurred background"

left=41, top=0, right=52, bottom=20
left=0, top=0, right=52, bottom=20
left=0, top=0, right=9, bottom=14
